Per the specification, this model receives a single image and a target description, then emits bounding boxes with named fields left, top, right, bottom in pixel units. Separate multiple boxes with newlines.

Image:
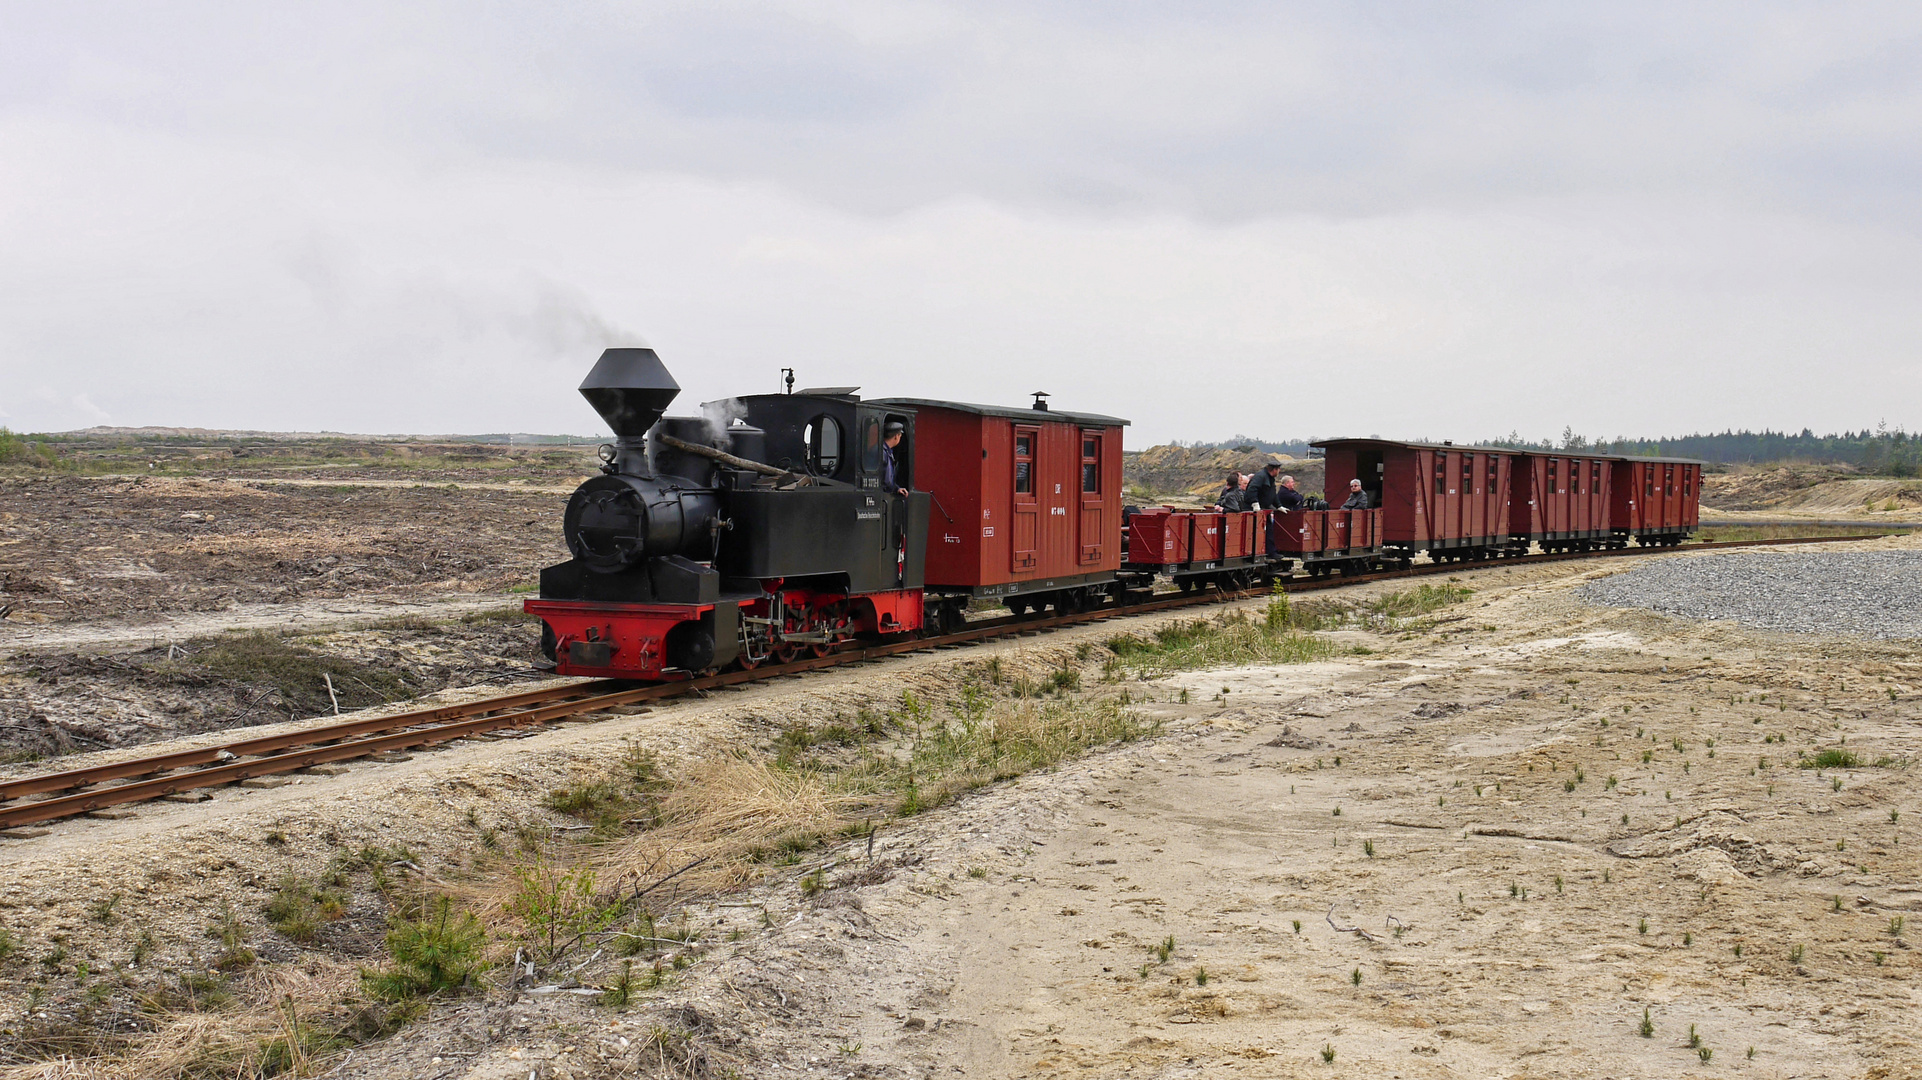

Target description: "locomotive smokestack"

left=579, top=348, right=680, bottom=436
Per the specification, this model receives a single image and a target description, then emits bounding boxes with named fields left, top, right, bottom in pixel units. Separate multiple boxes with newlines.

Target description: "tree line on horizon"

left=1169, top=426, right=1920, bottom=477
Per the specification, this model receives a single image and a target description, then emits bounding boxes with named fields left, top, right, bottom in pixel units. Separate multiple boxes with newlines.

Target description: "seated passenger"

left=1214, top=471, right=1247, bottom=512
left=1341, top=478, right=1370, bottom=510
left=1276, top=473, right=1305, bottom=512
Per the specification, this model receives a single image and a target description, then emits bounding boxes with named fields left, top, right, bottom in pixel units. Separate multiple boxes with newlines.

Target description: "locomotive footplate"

left=525, top=598, right=741, bottom=680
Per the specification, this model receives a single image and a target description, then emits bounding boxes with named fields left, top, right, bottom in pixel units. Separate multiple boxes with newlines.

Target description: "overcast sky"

left=3, top=2, right=1920, bottom=445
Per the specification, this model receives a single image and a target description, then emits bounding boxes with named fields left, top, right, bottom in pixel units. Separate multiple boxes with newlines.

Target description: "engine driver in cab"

left=882, top=421, right=908, bottom=496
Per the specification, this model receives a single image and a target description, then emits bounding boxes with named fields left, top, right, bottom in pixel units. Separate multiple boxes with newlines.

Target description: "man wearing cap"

left=881, top=422, right=909, bottom=496
left=1245, top=461, right=1284, bottom=512
left=1243, top=461, right=1285, bottom=555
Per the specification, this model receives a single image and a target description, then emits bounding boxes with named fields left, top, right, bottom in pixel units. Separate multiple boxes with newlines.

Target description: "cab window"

left=803, top=415, right=842, bottom=476
left=859, top=417, right=882, bottom=474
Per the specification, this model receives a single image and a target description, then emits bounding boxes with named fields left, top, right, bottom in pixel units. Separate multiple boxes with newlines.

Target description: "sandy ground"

left=1, top=537, right=1918, bottom=1078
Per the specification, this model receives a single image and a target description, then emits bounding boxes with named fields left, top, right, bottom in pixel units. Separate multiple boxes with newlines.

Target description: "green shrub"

left=363, top=895, right=487, bottom=1000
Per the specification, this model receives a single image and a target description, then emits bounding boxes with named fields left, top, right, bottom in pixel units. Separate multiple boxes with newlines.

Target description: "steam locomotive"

left=527, top=348, right=1703, bottom=680
left=525, top=348, right=933, bottom=680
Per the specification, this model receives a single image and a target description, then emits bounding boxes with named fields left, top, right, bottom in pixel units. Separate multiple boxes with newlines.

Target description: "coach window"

left=1548, top=457, right=1559, bottom=494
left=1664, top=465, right=1675, bottom=496
left=1487, top=457, right=1498, bottom=490
left=1460, top=454, right=1472, bottom=494
left=804, top=415, right=842, bottom=476
left=1081, top=433, right=1100, bottom=493
left=1434, top=454, right=1447, bottom=496
left=1645, top=469, right=1654, bottom=498
left=1683, top=467, right=1693, bottom=497
left=1014, top=429, right=1035, bottom=495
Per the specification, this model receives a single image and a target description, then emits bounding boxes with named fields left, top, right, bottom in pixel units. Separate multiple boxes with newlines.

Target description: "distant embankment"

left=1123, top=444, right=1324, bottom=504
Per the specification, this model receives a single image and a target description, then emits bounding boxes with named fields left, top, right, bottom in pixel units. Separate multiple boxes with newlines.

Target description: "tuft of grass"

left=1350, top=967, right=1362, bottom=986
left=1364, top=582, right=1473, bottom=620
left=1639, top=1007, right=1655, bottom=1038
left=265, top=874, right=349, bottom=943
left=1800, top=747, right=1862, bottom=769
left=208, top=906, right=257, bottom=971
left=90, top=892, right=125, bottom=924
left=1321, top=1043, right=1336, bottom=1063
left=1789, top=943, right=1805, bottom=964
left=1106, top=607, right=1337, bottom=675
left=158, top=630, right=419, bottom=716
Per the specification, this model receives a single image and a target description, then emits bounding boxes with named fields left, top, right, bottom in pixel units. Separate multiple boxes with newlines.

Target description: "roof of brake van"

left=1311, top=437, right=1704, bottom=465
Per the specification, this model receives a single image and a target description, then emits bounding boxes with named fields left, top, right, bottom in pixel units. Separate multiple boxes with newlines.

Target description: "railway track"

left=0, top=532, right=1887, bottom=831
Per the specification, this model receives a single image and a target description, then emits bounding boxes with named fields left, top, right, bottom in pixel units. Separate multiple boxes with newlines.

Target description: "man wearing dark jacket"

left=1245, top=462, right=1282, bottom=510
left=1276, top=474, right=1305, bottom=511
left=1245, top=462, right=1284, bottom=554
left=1341, top=478, right=1370, bottom=509
left=1214, top=472, right=1246, bottom=512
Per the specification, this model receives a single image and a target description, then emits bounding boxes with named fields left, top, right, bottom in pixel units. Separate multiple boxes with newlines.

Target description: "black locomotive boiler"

left=526, top=348, right=932, bottom=678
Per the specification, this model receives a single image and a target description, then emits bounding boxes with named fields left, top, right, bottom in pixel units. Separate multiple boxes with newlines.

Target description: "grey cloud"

left=17, top=2, right=1922, bottom=223
left=4, top=2, right=1922, bottom=440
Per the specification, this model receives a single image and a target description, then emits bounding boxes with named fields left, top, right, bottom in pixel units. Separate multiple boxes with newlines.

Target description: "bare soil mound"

left=1703, top=464, right=1922, bottom=518
left=1124, top=444, right=1324, bottom=502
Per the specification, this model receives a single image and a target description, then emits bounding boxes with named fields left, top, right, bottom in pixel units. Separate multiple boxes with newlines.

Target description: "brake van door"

left=1011, top=425, right=1039, bottom=571
left=1077, top=428, right=1104, bottom=564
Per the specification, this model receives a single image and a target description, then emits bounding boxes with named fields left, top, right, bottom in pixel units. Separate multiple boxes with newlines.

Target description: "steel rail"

left=0, top=531, right=1887, bottom=829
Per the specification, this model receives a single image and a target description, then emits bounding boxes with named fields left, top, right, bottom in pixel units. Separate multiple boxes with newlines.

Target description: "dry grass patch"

left=0, top=962, right=365, bottom=1080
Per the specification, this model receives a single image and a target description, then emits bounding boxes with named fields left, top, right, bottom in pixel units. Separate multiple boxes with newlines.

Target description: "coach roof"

left=869, top=398, right=1130, bottom=427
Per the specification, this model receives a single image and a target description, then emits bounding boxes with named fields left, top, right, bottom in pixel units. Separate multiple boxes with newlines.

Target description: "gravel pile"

left=1580, top=550, right=1922, bottom=639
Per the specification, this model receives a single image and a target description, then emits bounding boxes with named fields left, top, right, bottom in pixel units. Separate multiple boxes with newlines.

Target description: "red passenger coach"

left=1609, top=457, right=1701, bottom=546
left=872, top=397, right=1127, bottom=623
left=1315, top=439, right=1514, bottom=564
left=1512, top=452, right=1615, bottom=553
